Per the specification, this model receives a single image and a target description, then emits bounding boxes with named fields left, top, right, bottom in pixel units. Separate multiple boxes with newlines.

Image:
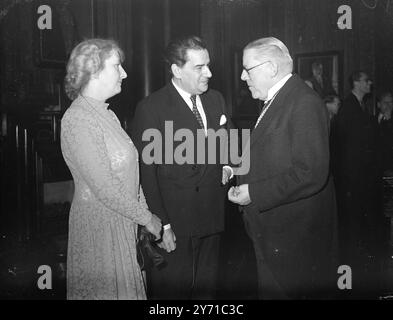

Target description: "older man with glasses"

left=228, top=37, right=338, bottom=299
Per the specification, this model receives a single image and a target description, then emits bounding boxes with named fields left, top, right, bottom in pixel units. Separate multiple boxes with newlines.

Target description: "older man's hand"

left=228, top=184, right=251, bottom=205
left=157, top=227, right=176, bottom=253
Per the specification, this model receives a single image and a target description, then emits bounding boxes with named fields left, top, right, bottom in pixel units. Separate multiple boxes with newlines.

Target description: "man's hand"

left=157, top=228, right=176, bottom=253
left=222, top=166, right=233, bottom=185
left=228, top=184, right=251, bottom=205
left=144, top=214, right=162, bottom=241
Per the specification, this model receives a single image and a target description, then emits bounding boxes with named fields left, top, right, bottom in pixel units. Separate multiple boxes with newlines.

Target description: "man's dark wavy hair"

left=163, top=35, right=207, bottom=75
left=348, top=70, right=366, bottom=89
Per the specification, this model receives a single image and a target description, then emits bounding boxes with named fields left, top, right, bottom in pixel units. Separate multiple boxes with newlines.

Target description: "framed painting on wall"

left=33, top=0, right=79, bottom=69
left=294, top=51, right=342, bottom=99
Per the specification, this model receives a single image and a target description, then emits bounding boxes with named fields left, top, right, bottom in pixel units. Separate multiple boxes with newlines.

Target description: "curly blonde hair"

left=64, top=39, right=124, bottom=100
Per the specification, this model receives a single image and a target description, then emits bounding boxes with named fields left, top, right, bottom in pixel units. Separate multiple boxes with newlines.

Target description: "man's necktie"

left=254, top=99, right=271, bottom=128
left=360, top=100, right=366, bottom=112
left=190, top=95, right=205, bottom=130
left=261, top=99, right=269, bottom=111
left=254, top=90, right=282, bottom=128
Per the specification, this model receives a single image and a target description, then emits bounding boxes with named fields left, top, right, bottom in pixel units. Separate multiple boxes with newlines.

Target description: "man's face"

left=312, top=64, right=323, bottom=77
left=355, top=73, right=372, bottom=95
left=241, top=48, right=273, bottom=101
left=176, top=49, right=212, bottom=95
left=378, top=93, right=393, bottom=113
left=327, top=97, right=341, bottom=115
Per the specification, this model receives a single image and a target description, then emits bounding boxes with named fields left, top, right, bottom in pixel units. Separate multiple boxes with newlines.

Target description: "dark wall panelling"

left=375, top=4, right=393, bottom=95
left=201, top=0, right=266, bottom=114
left=0, top=0, right=388, bottom=121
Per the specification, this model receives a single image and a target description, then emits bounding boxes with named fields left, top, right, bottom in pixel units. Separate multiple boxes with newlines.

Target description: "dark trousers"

left=253, top=243, right=289, bottom=300
left=336, top=177, right=384, bottom=265
left=243, top=211, right=337, bottom=300
left=335, top=175, right=388, bottom=296
left=147, top=233, right=220, bottom=300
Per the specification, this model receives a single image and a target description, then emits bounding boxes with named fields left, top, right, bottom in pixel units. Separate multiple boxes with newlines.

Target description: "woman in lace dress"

left=61, top=39, right=162, bottom=300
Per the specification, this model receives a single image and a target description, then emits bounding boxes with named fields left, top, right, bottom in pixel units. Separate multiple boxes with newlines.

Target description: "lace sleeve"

left=139, top=186, right=149, bottom=211
left=61, top=108, right=152, bottom=226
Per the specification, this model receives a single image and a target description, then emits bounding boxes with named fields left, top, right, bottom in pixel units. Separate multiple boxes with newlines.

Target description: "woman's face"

left=96, top=50, right=127, bottom=99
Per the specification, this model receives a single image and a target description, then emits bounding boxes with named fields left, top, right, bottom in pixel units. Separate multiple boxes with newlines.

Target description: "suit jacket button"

left=195, top=186, right=199, bottom=192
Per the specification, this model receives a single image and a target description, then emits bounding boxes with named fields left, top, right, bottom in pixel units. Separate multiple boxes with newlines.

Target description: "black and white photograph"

left=1, top=0, right=393, bottom=306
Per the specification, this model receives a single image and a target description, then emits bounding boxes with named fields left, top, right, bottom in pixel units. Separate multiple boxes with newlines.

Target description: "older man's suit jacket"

left=131, top=82, right=229, bottom=238
left=238, top=75, right=338, bottom=298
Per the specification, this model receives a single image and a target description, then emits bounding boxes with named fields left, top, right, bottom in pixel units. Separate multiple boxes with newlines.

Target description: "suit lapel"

left=238, top=76, right=297, bottom=184
left=167, top=83, right=203, bottom=132
left=166, top=83, right=213, bottom=182
left=249, top=75, right=296, bottom=148
left=198, top=92, right=219, bottom=180
left=200, top=93, right=220, bottom=131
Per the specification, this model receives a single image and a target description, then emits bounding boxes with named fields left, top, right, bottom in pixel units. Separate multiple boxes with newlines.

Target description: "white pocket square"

left=219, top=114, right=227, bottom=126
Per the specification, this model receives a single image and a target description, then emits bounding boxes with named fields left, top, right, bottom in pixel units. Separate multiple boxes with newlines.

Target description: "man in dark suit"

left=376, top=91, right=393, bottom=172
left=228, top=37, right=338, bottom=299
left=335, top=71, right=382, bottom=285
left=131, top=36, right=232, bottom=299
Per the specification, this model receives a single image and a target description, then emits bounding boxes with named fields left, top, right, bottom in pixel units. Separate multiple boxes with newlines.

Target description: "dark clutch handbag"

left=136, top=225, right=166, bottom=271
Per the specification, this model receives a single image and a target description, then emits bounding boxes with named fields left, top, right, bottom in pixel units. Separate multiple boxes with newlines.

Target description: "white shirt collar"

left=266, top=73, right=292, bottom=101
left=171, top=78, right=208, bottom=134
left=171, top=79, right=194, bottom=103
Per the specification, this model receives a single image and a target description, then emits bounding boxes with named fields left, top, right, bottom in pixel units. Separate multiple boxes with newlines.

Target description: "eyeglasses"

left=243, top=61, right=270, bottom=76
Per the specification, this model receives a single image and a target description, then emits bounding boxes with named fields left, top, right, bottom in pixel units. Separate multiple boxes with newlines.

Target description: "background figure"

left=61, top=39, right=161, bottom=300
left=335, top=71, right=383, bottom=291
left=324, top=95, right=341, bottom=120
left=324, top=95, right=341, bottom=179
left=377, top=91, right=393, bottom=173
left=305, top=61, right=337, bottom=99
left=228, top=37, right=338, bottom=299
left=131, top=36, right=231, bottom=300
left=376, top=91, right=393, bottom=268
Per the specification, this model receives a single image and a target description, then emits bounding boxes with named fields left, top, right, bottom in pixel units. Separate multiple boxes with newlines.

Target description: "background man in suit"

left=131, top=36, right=232, bottom=299
left=335, top=72, right=383, bottom=292
left=228, top=37, right=338, bottom=299
left=376, top=91, right=393, bottom=172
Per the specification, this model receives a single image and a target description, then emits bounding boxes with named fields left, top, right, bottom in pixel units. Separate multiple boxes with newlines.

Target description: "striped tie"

left=190, top=95, right=205, bottom=130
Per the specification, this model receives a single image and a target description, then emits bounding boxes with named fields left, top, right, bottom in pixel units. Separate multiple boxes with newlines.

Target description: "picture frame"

left=294, top=51, right=343, bottom=99
left=33, top=1, right=66, bottom=69
left=33, top=0, right=78, bottom=69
